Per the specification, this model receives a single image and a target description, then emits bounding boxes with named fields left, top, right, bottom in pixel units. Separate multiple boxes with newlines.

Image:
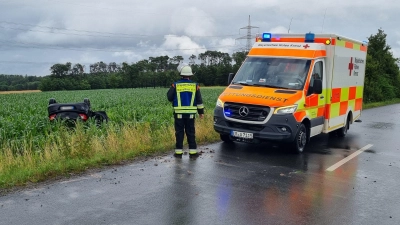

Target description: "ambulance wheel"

left=337, top=116, right=350, bottom=137
left=220, top=134, right=233, bottom=143
left=292, top=123, right=307, bottom=153
left=328, top=131, right=337, bottom=137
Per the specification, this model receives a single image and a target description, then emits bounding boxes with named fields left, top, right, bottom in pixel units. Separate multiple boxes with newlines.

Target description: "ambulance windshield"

left=232, top=57, right=312, bottom=90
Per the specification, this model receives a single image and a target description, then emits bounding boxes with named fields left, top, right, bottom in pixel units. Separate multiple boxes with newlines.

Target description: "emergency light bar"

left=262, top=33, right=272, bottom=42
left=305, top=33, right=315, bottom=43
left=256, top=32, right=323, bottom=44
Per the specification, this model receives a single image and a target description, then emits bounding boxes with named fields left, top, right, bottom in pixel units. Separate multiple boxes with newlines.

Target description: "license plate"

left=231, top=131, right=253, bottom=139
left=60, top=106, right=74, bottom=110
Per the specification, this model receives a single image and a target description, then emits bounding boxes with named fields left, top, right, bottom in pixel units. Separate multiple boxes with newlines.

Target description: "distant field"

left=0, top=90, right=42, bottom=94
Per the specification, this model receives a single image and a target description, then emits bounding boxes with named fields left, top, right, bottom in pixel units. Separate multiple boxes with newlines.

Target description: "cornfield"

left=0, top=87, right=225, bottom=154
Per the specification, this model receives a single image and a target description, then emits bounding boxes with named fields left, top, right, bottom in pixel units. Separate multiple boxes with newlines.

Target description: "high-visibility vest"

left=173, top=81, right=198, bottom=114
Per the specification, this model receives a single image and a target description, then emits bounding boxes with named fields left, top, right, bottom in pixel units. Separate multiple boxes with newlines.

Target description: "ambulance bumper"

left=213, top=107, right=299, bottom=143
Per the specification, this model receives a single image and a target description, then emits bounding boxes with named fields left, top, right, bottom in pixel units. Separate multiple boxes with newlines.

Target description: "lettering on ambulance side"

left=257, top=43, right=303, bottom=48
left=348, top=57, right=365, bottom=76
left=221, top=92, right=289, bottom=102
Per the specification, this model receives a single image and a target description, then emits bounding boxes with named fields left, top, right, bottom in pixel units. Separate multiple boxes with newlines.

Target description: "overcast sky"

left=1, top=0, right=399, bottom=76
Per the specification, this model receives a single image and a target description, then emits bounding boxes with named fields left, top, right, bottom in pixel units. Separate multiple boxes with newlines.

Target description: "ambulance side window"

left=307, top=61, right=323, bottom=96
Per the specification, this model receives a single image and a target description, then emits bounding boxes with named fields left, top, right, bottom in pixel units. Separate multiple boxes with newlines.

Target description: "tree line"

left=1, top=29, right=399, bottom=103
left=38, top=50, right=247, bottom=91
left=0, top=74, right=43, bottom=91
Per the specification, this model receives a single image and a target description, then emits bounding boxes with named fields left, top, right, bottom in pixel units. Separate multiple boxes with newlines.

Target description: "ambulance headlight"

left=274, top=105, right=298, bottom=114
left=216, top=99, right=224, bottom=108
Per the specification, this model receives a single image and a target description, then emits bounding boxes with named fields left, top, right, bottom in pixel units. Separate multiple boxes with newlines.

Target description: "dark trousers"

left=174, top=117, right=197, bottom=149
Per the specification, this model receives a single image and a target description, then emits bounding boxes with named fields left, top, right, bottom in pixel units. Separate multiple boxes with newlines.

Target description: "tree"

left=232, top=51, right=247, bottom=65
left=168, top=56, right=184, bottom=70
left=72, top=63, right=84, bottom=75
left=364, top=28, right=400, bottom=102
left=189, top=54, right=197, bottom=65
left=50, top=63, right=70, bottom=77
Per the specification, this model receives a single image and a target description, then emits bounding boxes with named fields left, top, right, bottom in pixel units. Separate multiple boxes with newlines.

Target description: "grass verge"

left=0, top=113, right=219, bottom=190
left=363, top=98, right=400, bottom=109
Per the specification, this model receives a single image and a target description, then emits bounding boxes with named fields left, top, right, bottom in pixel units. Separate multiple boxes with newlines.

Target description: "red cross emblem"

left=303, top=44, right=310, bottom=49
left=348, top=57, right=354, bottom=76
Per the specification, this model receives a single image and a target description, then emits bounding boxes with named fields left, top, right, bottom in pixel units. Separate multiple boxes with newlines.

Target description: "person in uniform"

left=167, top=65, right=204, bottom=157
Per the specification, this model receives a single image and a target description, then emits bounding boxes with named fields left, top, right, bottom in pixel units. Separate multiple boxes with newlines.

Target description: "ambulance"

left=213, top=32, right=368, bottom=153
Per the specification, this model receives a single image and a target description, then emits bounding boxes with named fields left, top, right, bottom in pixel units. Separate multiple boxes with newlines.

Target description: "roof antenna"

left=321, top=8, right=327, bottom=33
left=288, top=17, right=293, bottom=33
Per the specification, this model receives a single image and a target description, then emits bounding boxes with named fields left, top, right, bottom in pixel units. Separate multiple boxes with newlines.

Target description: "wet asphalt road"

left=1, top=104, right=400, bottom=225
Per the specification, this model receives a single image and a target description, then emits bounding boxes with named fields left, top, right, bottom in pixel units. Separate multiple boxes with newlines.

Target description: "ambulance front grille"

left=226, top=121, right=264, bottom=131
left=224, top=103, right=270, bottom=122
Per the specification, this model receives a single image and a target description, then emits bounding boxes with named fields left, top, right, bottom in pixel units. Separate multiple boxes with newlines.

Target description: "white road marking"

left=326, top=144, right=373, bottom=172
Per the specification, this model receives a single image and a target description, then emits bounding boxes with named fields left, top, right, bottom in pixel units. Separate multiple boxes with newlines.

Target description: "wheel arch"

left=301, top=118, right=311, bottom=142
left=347, top=110, right=353, bottom=125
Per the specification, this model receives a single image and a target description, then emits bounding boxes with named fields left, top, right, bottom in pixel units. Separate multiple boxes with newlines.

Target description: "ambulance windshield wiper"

left=232, top=81, right=254, bottom=86
left=253, top=84, right=290, bottom=89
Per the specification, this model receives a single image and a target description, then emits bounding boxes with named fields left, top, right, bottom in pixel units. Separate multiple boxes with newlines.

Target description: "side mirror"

left=313, top=79, right=323, bottom=94
left=228, top=73, right=234, bottom=85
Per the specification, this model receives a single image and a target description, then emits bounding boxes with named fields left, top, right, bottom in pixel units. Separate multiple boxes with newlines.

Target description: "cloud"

left=112, top=51, right=142, bottom=63
left=270, top=26, right=289, bottom=34
left=169, top=7, right=216, bottom=36
left=155, top=35, right=205, bottom=59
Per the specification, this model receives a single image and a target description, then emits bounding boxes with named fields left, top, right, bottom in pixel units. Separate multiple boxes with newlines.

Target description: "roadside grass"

left=363, top=98, right=400, bottom=109
left=0, top=113, right=219, bottom=189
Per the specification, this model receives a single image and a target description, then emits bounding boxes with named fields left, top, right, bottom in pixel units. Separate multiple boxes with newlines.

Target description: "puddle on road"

left=364, top=149, right=376, bottom=154
left=367, top=122, right=394, bottom=130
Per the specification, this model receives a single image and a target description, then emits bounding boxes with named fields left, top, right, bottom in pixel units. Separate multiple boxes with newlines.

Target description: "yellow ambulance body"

left=213, top=33, right=368, bottom=153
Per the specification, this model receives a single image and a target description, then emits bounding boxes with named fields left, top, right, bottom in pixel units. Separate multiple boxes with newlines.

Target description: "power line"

left=0, top=40, right=238, bottom=53
left=0, top=21, right=148, bottom=37
left=236, top=15, right=259, bottom=52
left=0, top=25, right=149, bottom=39
left=0, top=21, right=238, bottom=39
left=0, top=60, right=77, bottom=65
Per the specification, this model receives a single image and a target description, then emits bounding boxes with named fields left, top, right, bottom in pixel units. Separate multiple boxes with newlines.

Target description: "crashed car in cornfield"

left=48, top=98, right=108, bottom=126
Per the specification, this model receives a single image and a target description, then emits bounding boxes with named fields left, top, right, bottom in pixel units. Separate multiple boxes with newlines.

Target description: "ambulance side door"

left=306, top=59, right=326, bottom=137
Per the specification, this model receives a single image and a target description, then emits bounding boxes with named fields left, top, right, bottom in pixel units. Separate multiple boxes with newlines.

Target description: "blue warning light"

left=262, top=33, right=272, bottom=42
left=224, top=109, right=232, bottom=117
left=305, top=33, right=315, bottom=43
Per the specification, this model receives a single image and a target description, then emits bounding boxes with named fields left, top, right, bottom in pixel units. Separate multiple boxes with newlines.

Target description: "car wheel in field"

left=84, top=98, right=91, bottom=108
left=94, top=111, right=109, bottom=127
left=49, top=98, right=56, bottom=105
left=337, top=115, right=350, bottom=137
left=220, top=134, right=233, bottom=143
left=291, top=123, right=307, bottom=153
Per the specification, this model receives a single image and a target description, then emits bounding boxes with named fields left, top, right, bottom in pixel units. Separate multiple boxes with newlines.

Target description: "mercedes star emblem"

left=238, top=106, right=249, bottom=117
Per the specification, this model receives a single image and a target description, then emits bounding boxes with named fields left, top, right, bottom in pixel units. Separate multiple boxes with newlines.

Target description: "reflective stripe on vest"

left=174, top=83, right=197, bottom=114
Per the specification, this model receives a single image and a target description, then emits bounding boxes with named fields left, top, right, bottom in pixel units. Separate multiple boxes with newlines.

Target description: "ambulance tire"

left=291, top=123, right=307, bottom=153
left=220, top=134, right=233, bottom=143
left=337, top=116, right=350, bottom=137
left=328, top=131, right=337, bottom=137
